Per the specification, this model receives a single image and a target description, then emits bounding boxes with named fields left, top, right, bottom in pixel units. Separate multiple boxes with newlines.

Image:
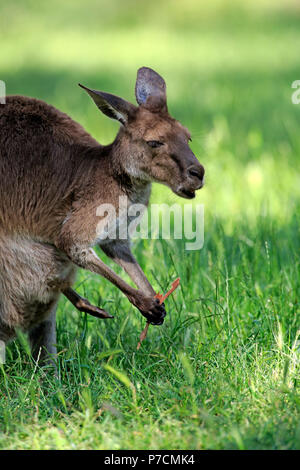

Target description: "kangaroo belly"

left=0, top=235, right=76, bottom=332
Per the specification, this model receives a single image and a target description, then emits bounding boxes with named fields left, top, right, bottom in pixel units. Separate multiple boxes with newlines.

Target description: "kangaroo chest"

left=95, top=184, right=151, bottom=245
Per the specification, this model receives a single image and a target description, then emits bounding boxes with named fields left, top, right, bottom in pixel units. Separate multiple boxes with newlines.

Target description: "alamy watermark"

left=95, top=196, right=204, bottom=250
left=0, top=80, right=6, bottom=104
left=0, top=340, right=5, bottom=364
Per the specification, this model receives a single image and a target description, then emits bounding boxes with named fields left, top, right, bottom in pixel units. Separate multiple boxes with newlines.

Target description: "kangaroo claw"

left=75, top=297, right=113, bottom=319
left=82, top=305, right=113, bottom=319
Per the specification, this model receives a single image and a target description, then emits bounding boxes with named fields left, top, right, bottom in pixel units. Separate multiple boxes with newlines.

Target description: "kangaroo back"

left=0, top=96, right=101, bottom=239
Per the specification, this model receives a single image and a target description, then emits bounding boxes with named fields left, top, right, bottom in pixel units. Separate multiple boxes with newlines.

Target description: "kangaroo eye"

left=146, top=140, right=164, bottom=148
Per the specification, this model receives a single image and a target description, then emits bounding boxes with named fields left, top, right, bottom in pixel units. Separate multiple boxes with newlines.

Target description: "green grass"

left=0, top=0, right=300, bottom=450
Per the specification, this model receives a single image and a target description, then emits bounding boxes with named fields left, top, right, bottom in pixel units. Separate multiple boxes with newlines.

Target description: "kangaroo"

left=0, top=67, right=204, bottom=362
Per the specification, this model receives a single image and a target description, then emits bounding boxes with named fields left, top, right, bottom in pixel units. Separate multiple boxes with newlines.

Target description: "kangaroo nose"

left=188, top=164, right=205, bottom=182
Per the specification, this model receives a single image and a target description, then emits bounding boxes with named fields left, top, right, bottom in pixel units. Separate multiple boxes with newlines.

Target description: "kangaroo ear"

left=79, top=84, right=137, bottom=125
left=135, top=67, right=167, bottom=111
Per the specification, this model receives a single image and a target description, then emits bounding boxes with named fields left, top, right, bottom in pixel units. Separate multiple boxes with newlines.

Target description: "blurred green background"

left=1, top=0, right=300, bottom=450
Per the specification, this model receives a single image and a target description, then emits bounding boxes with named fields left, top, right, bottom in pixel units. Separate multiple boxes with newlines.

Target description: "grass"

left=0, top=0, right=300, bottom=450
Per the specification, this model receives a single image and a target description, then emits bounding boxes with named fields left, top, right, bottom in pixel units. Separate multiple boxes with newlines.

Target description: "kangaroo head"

left=79, top=67, right=204, bottom=199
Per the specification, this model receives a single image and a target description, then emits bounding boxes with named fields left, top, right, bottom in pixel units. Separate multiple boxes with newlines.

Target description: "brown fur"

left=0, top=67, right=204, bottom=359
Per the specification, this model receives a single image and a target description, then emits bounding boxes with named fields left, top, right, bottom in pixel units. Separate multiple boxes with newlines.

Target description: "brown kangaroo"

left=0, top=67, right=204, bottom=362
